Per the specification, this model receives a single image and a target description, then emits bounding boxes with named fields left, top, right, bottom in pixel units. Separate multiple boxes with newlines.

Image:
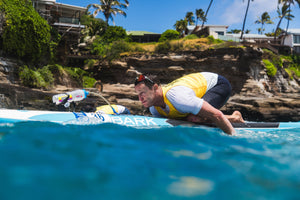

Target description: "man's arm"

left=197, top=101, right=235, bottom=135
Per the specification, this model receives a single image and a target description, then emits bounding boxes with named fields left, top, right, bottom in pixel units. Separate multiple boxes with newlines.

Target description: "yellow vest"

left=154, top=73, right=207, bottom=119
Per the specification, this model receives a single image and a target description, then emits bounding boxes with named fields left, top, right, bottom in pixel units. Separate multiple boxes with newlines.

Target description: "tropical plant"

left=195, top=8, right=206, bottom=27
left=255, top=12, right=273, bottom=34
left=174, top=19, right=188, bottom=37
left=202, top=0, right=214, bottom=29
left=274, top=4, right=294, bottom=41
left=1, top=0, right=52, bottom=63
left=159, top=29, right=180, bottom=42
left=81, top=14, right=107, bottom=37
left=228, top=29, right=242, bottom=33
left=19, top=65, right=54, bottom=89
left=185, top=12, right=195, bottom=26
left=101, top=25, right=129, bottom=43
left=89, top=0, right=129, bottom=25
left=277, top=0, right=299, bottom=36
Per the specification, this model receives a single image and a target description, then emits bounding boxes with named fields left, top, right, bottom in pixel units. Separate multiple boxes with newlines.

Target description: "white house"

left=187, top=25, right=229, bottom=39
left=32, top=0, right=87, bottom=41
left=280, top=29, right=300, bottom=54
left=223, top=33, right=274, bottom=43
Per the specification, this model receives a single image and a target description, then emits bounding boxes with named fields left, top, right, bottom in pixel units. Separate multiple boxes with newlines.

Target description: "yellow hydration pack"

left=96, top=105, right=119, bottom=115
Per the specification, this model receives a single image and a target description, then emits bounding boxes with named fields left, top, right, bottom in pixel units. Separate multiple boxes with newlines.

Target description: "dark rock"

left=0, top=47, right=299, bottom=122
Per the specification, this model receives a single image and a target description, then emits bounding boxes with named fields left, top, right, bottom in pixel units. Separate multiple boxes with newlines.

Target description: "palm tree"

left=195, top=8, right=206, bottom=27
left=240, top=0, right=254, bottom=40
left=89, top=0, right=129, bottom=25
left=201, top=0, right=213, bottom=29
left=255, top=12, right=273, bottom=34
left=278, top=0, right=300, bottom=32
left=185, top=12, right=195, bottom=26
left=174, top=19, right=188, bottom=37
left=274, top=4, right=294, bottom=41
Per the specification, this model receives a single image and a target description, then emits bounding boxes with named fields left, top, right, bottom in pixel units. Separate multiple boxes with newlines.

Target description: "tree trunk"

left=240, top=0, right=251, bottom=40
left=274, top=17, right=283, bottom=42
left=201, top=0, right=213, bottom=29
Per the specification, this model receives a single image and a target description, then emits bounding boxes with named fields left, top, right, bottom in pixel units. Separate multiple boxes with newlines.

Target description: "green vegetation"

left=155, top=40, right=185, bottom=53
left=88, top=0, right=129, bottom=25
left=263, top=59, right=277, bottom=77
left=281, top=54, right=300, bottom=79
left=1, top=0, right=299, bottom=91
left=159, top=30, right=180, bottom=42
left=19, top=65, right=96, bottom=89
left=64, top=67, right=96, bottom=88
left=184, top=34, right=199, bottom=40
left=101, top=26, right=130, bottom=43
left=207, top=35, right=223, bottom=44
left=262, top=49, right=300, bottom=79
left=19, top=65, right=54, bottom=89
left=0, top=0, right=53, bottom=63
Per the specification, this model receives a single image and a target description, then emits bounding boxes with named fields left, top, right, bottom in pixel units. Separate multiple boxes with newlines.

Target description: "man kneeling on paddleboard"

left=134, top=72, right=244, bottom=135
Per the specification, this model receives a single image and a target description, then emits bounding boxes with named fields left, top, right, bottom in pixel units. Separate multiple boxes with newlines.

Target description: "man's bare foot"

left=227, top=111, right=245, bottom=123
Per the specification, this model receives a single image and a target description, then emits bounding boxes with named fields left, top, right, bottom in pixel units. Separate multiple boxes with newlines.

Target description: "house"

left=32, top=0, right=87, bottom=44
left=187, top=25, right=229, bottom=38
left=280, top=29, right=300, bottom=54
left=223, top=33, right=274, bottom=43
left=127, top=31, right=161, bottom=43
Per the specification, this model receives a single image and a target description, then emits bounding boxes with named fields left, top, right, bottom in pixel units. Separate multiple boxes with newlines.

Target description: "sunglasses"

left=135, top=74, right=155, bottom=86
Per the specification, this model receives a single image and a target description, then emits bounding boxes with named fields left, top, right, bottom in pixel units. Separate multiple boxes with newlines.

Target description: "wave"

left=0, top=121, right=299, bottom=199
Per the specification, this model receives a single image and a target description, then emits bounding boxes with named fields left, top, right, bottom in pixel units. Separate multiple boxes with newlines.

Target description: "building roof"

left=227, top=33, right=273, bottom=39
left=284, top=29, right=300, bottom=34
left=55, top=2, right=87, bottom=11
left=127, top=31, right=161, bottom=36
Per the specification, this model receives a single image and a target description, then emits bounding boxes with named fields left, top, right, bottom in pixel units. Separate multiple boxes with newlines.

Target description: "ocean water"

left=0, top=122, right=299, bottom=200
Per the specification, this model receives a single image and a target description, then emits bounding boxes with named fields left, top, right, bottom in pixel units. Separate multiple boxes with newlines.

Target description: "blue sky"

left=58, top=0, right=300, bottom=34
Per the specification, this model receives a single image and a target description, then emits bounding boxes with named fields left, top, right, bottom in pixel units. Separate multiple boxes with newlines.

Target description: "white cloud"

left=221, top=0, right=278, bottom=25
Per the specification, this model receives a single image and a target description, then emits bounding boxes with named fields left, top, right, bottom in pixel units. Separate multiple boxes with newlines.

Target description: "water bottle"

left=52, top=89, right=89, bottom=106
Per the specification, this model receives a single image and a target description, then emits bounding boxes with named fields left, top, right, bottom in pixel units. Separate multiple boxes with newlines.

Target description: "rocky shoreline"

left=0, top=46, right=299, bottom=122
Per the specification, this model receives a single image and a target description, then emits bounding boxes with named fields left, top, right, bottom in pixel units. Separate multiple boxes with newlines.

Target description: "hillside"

left=0, top=44, right=299, bottom=122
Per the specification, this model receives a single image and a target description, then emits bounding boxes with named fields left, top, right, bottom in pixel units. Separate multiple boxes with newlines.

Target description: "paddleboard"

left=0, top=109, right=299, bottom=132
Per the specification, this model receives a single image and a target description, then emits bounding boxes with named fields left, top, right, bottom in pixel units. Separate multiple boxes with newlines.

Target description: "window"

left=293, top=35, right=300, bottom=44
left=216, top=31, right=224, bottom=36
left=294, top=46, right=300, bottom=54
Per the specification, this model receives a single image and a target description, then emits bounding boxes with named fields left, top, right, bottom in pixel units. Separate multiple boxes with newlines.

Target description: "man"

left=134, top=72, right=244, bottom=135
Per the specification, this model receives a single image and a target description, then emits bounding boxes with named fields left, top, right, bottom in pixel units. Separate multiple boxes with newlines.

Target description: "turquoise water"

left=0, top=122, right=300, bottom=200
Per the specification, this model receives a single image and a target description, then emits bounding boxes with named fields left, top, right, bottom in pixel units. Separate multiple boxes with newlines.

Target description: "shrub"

left=48, top=64, right=64, bottom=76
left=106, top=40, right=131, bottom=60
left=37, top=66, right=54, bottom=87
left=92, top=39, right=131, bottom=61
left=170, top=41, right=184, bottom=51
left=85, top=59, right=96, bottom=70
left=101, top=26, right=129, bottom=43
left=263, top=59, right=277, bottom=77
left=184, top=34, right=199, bottom=40
left=83, top=76, right=97, bottom=88
left=19, top=65, right=54, bottom=89
left=1, top=0, right=52, bottom=63
left=158, top=29, right=180, bottom=42
left=64, top=67, right=87, bottom=83
left=155, top=41, right=171, bottom=53
left=207, top=35, right=223, bottom=44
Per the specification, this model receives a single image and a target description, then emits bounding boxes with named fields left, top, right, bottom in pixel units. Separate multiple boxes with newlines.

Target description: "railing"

left=59, top=17, right=80, bottom=25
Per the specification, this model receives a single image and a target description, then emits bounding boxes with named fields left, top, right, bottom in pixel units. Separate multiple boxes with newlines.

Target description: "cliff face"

left=0, top=46, right=299, bottom=122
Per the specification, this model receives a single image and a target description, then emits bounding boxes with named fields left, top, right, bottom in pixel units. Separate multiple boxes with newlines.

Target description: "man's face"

left=135, top=83, right=156, bottom=108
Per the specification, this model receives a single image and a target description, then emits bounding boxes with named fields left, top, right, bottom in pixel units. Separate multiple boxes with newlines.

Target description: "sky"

left=58, top=0, right=300, bottom=34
